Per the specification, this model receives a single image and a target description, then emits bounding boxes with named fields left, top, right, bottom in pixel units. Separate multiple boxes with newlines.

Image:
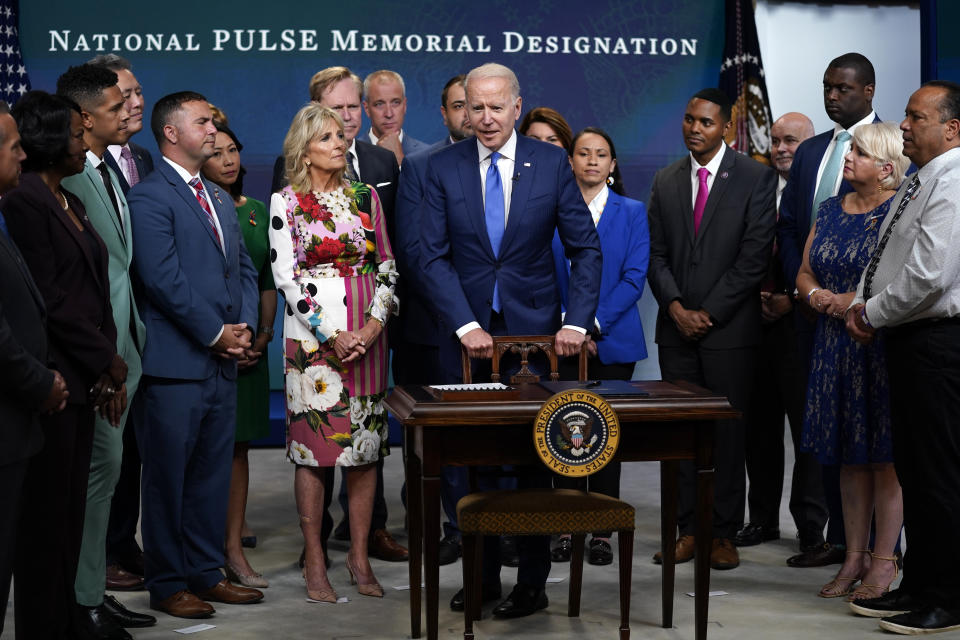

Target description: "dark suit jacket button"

left=224, top=271, right=230, bottom=279
left=227, top=305, right=233, bottom=312
left=494, top=261, right=501, bottom=269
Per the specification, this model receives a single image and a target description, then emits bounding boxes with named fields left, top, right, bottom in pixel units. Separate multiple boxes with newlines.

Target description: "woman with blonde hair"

left=796, top=121, right=909, bottom=601
left=269, top=104, right=397, bottom=602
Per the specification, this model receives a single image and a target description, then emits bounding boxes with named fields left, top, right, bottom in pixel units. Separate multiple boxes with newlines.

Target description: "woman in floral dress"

left=269, top=104, right=397, bottom=602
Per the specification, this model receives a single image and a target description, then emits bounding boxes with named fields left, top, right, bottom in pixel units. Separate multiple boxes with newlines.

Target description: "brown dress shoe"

left=369, top=529, right=409, bottom=562
left=195, top=579, right=264, bottom=604
left=106, top=563, right=144, bottom=591
left=710, top=538, right=740, bottom=570
left=150, top=590, right=214, bottom=619
left=652, top=534, right=696, bottom=565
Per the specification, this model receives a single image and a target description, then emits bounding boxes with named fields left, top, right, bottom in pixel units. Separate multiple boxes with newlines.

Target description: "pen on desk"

left=585, top=380, right=601, bottom=387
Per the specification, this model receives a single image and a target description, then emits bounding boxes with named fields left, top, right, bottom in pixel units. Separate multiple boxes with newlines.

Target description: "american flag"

left=0, top=0, right=29, bottom=105
left=719, top=0, right=772, bottom=165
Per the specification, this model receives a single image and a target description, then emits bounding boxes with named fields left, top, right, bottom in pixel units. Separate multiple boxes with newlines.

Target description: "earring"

left=305, top=159, right=311, bottom=166
left=877, top=182, right=883, bottom=192
left=606, top=175, right=614, bottom=186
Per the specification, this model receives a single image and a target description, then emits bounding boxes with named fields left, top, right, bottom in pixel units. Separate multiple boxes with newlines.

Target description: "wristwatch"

left=258, top=325, right=274, bottom=337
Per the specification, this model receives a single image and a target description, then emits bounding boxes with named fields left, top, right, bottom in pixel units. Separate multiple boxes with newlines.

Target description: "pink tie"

left=693, top=167, right=709, bottom=234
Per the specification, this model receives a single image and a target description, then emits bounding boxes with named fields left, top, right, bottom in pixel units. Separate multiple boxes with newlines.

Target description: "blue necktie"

left=0, top=213, right=9, bottom=239
left=810, top=130, right=852, bottom=227
left=485, top=151, right=505, bottom=313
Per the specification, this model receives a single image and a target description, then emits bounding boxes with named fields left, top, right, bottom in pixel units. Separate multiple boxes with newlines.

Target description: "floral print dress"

left=268, top=182, right=397, bottom=467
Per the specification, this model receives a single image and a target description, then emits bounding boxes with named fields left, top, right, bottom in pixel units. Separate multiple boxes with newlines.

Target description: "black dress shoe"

left=551, top=537, right=573, bottom=563
left=500, top=536, right=520, bottom=568
left=786, top=542, right=845, bottom=567
left=101, top=595, right=156, bottom=628
left=733, top=522, right=780, bottom=547
left=587, top=538, right=613, bottom=566
left=879, top=606, right=960, bottom=634
left=450, top=584, right=502, bottom=611
left=74, top=604, right=132, bottom=640
left=492, top=584, right=548, bottom=618
left=848, top=588, right=926, bottom=618
left=438, top=534, right=461, bottom=566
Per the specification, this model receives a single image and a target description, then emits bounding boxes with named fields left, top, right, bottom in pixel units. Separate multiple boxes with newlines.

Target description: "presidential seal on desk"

left=534, top=390, right=620, bottom=477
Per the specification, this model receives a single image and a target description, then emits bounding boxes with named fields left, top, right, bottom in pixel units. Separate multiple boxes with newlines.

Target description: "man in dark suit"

left=647, top=88, right=777, bottom=571
left=88, top=53, right=155, bottom=592
left=269, top=66, right=407, bottom=563
left=736, top=112, right=829, bottom=554
left=395, top=74, right=471, bottom=566
left=0, top=101, right=69, bottom=636
left=129, top=92, right=262, bottom=618
left=363, top=69, right=427, bottom=165
left=777, top=52, right=879, bottom=567
left=420, top=62, right=602, bottom=618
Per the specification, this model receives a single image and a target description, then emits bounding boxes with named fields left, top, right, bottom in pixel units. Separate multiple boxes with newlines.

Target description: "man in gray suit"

left=364, top=69, right=427, bottom=165
left=0, top=101, right=69, bottom=635
left=647, top=88, right=777, bottom=571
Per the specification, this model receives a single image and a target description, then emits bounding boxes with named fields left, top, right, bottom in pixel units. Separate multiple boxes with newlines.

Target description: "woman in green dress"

left=202, top=122, right=277, bottom=588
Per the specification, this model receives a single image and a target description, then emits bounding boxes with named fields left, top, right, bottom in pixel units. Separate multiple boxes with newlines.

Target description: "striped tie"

left=188, top=177, right=222, bottom=249
left=863, top=174, right=921, bottom=299
left=120, top=146, right=140, bottom=187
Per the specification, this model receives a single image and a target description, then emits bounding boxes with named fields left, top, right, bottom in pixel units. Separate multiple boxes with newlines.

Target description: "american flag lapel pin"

left=720, top=171, right=729, bottom=179
left=214, top=188, right=223, bottom=205
left=523, top=162, right=531, bottom=167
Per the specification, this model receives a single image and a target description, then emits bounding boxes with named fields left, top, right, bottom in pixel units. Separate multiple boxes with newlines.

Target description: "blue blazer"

left=129, top=159, right=258, bottom=381
left=420, top=134, right=601, bottom=344
left=395, top=138, right=452, bottom=346
left=777, top=116, right=882, bottom=291
left=401, top=133, right=428, bottom=157
left=552, top=191, right=649, bottom=364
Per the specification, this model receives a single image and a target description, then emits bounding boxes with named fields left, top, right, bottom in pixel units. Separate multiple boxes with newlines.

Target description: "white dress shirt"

left=689, top=143, right=727, bottom=208
left=854, top=146, right=960, bottom=327
left=776, top=174, right=788, bottom=211
left=587, top=185, right=609, bottom=227
left=815, top=111, right=875, bottom=197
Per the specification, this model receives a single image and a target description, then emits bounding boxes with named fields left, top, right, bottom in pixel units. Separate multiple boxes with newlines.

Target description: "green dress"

left=235, top=197, right=275, bottom=442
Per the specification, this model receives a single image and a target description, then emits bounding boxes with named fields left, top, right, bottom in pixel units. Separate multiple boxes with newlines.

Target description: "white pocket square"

left=376, top=181, right=392, bottom=187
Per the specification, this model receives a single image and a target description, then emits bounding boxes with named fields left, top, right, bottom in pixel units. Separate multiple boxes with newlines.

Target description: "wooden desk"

left=386, top=380, right=738, bottom=640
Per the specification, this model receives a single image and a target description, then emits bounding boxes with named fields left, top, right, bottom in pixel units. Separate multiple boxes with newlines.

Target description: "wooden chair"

left=456, top=335, right=635, bottom=640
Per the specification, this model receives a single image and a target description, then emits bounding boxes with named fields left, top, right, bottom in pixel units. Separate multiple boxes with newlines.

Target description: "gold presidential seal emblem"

left=534, top=390, right=620, bottom=477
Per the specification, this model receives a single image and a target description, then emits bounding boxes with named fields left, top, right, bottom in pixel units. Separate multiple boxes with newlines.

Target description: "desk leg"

left=695, top=465, right=714, bottom=640
left=660, top=460, right=678, bottom=629
left=423, top=474, right=442, bottom=640
left=406, top=439, right=423, bottom=639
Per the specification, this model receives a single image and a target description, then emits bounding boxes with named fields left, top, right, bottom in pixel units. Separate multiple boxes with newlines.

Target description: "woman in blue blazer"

left=550, top=127, right=650, bottom=565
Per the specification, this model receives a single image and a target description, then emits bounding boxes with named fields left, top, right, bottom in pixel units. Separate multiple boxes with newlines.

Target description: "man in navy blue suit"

left=363, top=69, right=427, bottom=165
left=395, top=75, right=472, bottom=567
left=420, top=62, right=602, bottom=618
left=129, top=92, right=262, bottom=619
left=777, top=52, right=879, bottom=568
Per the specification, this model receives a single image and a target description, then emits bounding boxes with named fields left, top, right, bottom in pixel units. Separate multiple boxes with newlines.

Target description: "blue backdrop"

left=21, top=0, right=727, bottom=392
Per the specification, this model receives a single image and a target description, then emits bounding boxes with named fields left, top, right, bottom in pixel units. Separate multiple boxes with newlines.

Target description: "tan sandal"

left=818, top=549, right=870, bottom=598
left=847, top=552, right=899, bottom=602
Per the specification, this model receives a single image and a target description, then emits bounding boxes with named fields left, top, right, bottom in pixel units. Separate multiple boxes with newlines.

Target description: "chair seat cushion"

left=456, top=488, right=635, bottom=536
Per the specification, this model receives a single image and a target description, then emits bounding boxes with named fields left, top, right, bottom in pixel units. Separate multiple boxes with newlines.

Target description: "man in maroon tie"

left=647, top=87, right=777, bottom=571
